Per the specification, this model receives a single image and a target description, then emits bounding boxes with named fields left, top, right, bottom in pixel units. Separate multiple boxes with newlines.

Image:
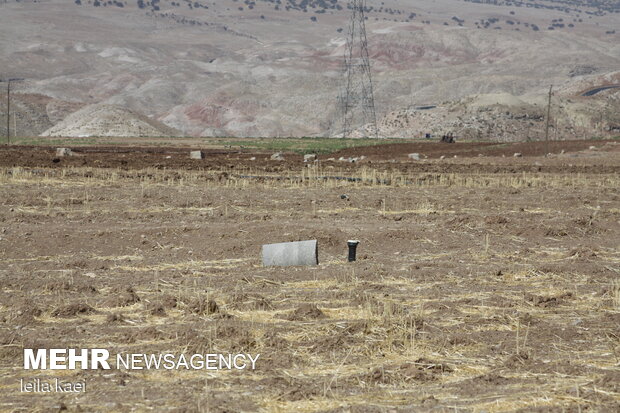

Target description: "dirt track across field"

left=0, top=140, right=619, bottom=412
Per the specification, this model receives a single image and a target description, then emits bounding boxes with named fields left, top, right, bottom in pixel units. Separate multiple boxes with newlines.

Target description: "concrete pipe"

left=262, top=240, right=319, bottom=267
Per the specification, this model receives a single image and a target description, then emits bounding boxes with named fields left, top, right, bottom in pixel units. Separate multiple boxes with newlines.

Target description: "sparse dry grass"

left=0, top=161, right=619, bottom=412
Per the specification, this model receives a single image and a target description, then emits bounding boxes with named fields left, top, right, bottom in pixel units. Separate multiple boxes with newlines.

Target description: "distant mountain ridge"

left=0, top=0, right=618, bottom=138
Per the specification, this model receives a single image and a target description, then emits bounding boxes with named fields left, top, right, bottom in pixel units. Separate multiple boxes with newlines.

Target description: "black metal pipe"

left=347, top=240, right=360, bottom=262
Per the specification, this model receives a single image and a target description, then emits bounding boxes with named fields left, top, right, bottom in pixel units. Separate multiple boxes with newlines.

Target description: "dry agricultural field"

left=0, top=140, right=619, bottom=412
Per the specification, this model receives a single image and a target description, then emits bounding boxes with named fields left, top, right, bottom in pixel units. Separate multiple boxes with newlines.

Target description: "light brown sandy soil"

left=0, top=143, right=619, bottom=412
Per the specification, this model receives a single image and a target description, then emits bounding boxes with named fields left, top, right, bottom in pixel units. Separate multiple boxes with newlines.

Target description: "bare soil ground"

left=0, top=141, right=619, bottom=412
left=0, top=139, right=619, bottom=174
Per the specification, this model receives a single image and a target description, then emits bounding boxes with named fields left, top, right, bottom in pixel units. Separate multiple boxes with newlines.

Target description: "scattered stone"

left=326, top=157, right=335, bottom=161
left=560, top=149, right=565, bottom=154
left=340, top=194, right=349, bottom=200
left=304, top=154, right=317, bottom=163
left=249, top=157, right=256, bottom=161
left=440, top=155, right=446, bottom=160
left=513, top=153, right=523, bottom=157
left=408, top=153, right=421, bottom=160
left=589, top=146, right=597, bottom=150
left=271, top=152, right=285, bottom=161
left=56, top=148, right=73, bottom=157
left=189, top=151, right=204, bottom=160
left=165, top=156, right=172, bottom=159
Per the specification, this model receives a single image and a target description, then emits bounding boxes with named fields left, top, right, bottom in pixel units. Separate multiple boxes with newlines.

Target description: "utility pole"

left=5, top=81, right=8, bottom=144
left=544, top=85, right=553, bottom=157
left=1, top=78, right=24, bottom=144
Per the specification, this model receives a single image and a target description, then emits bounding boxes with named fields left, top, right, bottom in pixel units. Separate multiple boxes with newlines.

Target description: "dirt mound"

left=485, top=216, right=509, bottom=226
left=187, top=297, right=219, bottom=315
left=160, top=295, right=178, bottom=309
left=525, top=292, right=573, bottom=308
left=568, top=247, right=598, bottom=260
left=107, top=286, right=140, bottom=308
left=229, top=292, right=273, bottom=311
left=146, top=302, right=167, bottom=317
left=12, top=300, right=43, bottom=324
left=45, top=279, right=98, bottom=294
left=51, top=303, right=97, bottom=317
left=209, top=324, right=258, bottom=352
left=106, top=313, right=126, bottom=323
left=41, top=104, right=180, bottom=138
left=124, top=326, right=166, bottom=343
left=365, top=358, right=454, bottom=385
left=285, top=303, right=326, bottom=321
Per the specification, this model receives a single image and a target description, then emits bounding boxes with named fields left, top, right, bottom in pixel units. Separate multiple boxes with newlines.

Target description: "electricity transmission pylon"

left=340, top=0, right=378, bottom=138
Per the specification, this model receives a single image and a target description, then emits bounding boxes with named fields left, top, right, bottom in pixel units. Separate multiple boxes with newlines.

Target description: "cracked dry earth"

left=0, top=150, right=619, bottom=412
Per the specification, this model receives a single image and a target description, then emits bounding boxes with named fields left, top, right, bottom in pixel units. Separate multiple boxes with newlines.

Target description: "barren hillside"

left=0, top=0, right=618, bottom=138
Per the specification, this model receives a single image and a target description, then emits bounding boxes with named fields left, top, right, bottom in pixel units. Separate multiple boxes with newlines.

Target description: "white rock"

left=190, top=151, right=204, bottom=160
left=408, top=153, right=421, bottom=160
left=440, top=155, right=445, bottom=160
left=271, top=153, right=285, bottom=161
left=56, top=148, right=73, bottom=157
left=513, top=153, right=523, bottom=157
left=304, top=154, right=317, bottom=162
